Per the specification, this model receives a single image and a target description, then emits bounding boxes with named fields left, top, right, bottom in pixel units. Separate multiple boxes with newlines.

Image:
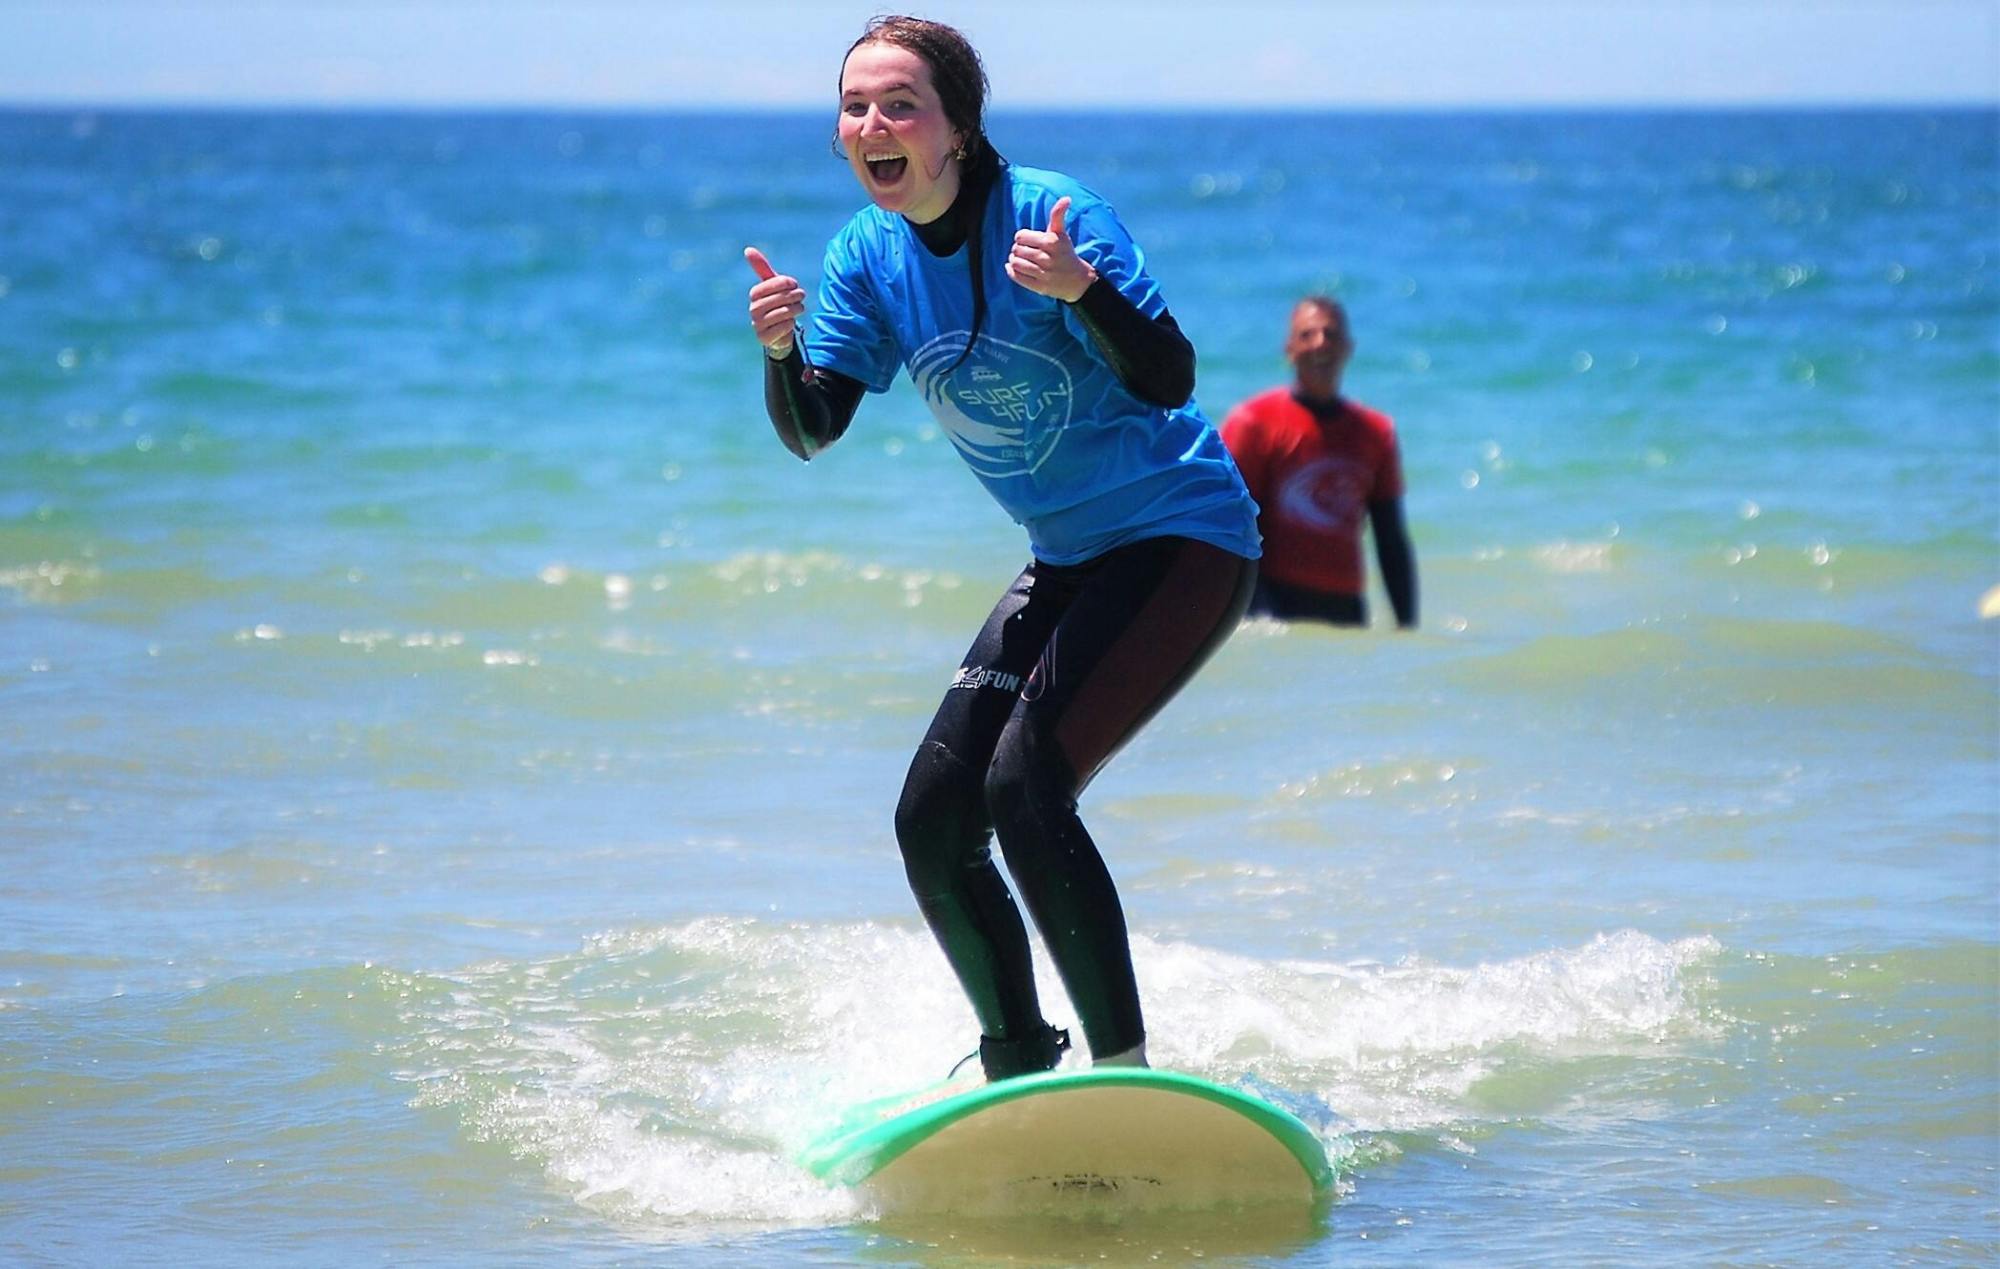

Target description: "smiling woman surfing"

left=743, top=16, right=1259, bottom=1082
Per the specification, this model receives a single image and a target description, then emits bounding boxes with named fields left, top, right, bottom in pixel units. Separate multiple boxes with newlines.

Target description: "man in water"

left=1220, top=296, right=1417, bottom=628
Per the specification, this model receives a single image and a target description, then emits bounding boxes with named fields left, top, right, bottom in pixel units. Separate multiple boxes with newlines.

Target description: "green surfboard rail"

left=800, top=1067, right=1334, bottom=1192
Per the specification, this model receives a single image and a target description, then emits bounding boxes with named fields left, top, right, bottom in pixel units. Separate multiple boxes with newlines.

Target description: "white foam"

left=1134, top=928, right=1721, bottom=1132
left=397, top=920, right=1719, bottom=1223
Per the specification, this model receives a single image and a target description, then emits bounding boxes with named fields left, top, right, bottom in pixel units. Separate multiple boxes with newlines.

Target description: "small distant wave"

left=1532, top=540, right=1618, bottom=573
left=0, top=559, right=101, bottom=605
left=1267, top=758, right=1466, bottom=807
left=704, top=549, right=977, bottom=617
left=1445, top=616, right=1989, bottom=716
left=363, top=551, right=986, bottom=635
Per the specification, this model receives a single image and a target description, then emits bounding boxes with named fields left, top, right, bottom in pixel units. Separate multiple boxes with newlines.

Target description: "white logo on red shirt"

left=1276, top=456, right=1370, bottom=534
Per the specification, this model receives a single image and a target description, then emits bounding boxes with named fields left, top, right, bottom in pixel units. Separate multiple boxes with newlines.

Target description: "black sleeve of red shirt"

left=1368, top=497, right=1419, bottom=629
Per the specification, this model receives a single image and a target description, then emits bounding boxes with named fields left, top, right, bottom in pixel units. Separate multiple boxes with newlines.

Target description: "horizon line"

left=5, top=97, right=1996, bottom=116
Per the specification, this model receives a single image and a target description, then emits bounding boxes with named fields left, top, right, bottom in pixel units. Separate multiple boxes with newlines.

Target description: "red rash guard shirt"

left=1220, top=388, right=1404, bottom=596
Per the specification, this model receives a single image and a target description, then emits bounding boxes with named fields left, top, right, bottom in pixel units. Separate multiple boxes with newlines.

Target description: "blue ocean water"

left=1, top=107, right=1995, bottom=1264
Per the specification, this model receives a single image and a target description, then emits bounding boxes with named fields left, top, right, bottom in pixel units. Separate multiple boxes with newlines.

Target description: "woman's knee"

left=894, top=741, right=989, bottom=892
left=984, top=720, right=1075, bottom=854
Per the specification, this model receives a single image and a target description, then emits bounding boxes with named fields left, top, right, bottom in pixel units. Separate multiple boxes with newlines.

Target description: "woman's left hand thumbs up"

left=1005, top=197, right=1097, bottom=303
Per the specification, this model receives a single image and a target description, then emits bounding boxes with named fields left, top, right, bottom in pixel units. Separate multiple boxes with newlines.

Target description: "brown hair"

left=842, top=15, right=1004, bottom=372
left=843, top=15, right=991, bottom=164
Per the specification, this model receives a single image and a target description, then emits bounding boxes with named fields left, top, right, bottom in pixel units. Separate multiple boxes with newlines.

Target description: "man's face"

left=1284, top=301, right=1353, bottom=382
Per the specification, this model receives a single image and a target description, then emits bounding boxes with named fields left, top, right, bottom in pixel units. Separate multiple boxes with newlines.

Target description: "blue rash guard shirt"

left=802, top=163, right=1261, bottom=567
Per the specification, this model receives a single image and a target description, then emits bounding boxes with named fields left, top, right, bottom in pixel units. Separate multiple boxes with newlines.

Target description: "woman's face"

left=838, top=42, right=964, bottom=225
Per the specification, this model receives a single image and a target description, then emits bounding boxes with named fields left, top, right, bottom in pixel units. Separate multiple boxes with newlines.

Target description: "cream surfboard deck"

left=801, top=1067, right=1333, bottom=1212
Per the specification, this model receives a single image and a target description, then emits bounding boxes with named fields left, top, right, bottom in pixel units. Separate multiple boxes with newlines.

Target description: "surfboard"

left=800, top=1067, right=1333, bottom=1211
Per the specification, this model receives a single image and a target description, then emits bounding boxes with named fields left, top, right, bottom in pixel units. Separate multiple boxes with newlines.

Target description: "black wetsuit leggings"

left=893, top=535, right=1256, bottom=1060
left=1250, top=577, right=1366, bottom=627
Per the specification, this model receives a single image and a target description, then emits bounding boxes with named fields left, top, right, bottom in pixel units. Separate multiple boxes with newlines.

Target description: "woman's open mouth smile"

left=864, top=152, right=910, bottom=186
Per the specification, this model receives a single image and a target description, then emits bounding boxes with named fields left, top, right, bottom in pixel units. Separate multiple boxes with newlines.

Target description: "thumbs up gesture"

left=744, top=246, right=805, bottom=358
left=1005, top=197, right=1098, bottom=303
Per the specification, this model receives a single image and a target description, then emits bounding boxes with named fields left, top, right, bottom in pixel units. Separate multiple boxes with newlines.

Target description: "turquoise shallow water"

left=1, top=107, right=1996, bottom=1264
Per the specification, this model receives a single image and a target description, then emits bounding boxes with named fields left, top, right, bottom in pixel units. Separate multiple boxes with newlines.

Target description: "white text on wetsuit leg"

left=950, top=665, right=1024, bottom=694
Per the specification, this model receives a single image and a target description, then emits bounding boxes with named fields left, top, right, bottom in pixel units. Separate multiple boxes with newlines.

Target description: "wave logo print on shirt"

left=912, top=332, right=1074, bottom=479
left=1276, top=456, right=1370, bottom=534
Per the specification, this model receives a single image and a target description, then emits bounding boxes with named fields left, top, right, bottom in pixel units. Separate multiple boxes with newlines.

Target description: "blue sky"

left=4, top=1, right=1995, bottom=108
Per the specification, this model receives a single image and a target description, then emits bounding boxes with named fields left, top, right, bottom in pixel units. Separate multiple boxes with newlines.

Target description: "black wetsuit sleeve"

left=1068, top=278, right=1196, bottom=410
left=762, top=346, right=865, bottom=462
left=1369, top=497, right=1419, bottom=628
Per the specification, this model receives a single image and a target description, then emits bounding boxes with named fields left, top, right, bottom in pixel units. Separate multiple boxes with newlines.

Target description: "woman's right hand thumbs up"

left=744, top=247, right=804, bottom=358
